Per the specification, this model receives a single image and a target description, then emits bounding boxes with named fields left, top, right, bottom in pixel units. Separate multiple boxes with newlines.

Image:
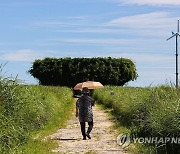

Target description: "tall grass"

left=93, top=86, right=180, bottom=154
left=0, top=75, right=73, bottom=153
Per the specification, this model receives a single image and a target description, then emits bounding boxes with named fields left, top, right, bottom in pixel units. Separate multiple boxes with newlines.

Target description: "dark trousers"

left=80, top=121, right=93, bottom=138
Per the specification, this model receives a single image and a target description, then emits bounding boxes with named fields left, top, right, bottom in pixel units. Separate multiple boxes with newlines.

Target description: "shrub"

left=29, top=57, right=138, bottom=87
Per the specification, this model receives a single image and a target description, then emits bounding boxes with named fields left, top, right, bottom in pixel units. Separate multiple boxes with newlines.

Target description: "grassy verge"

left=93, top=86, right=180, bottom=154
left=0, top=76, right=73, bottom=153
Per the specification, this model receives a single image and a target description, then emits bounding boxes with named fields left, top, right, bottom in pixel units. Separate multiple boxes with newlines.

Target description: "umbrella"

left=74, top=81, right=104, bottom=90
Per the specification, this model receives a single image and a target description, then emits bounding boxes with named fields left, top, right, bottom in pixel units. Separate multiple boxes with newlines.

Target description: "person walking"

left=76, top=87, right=95, bottom=140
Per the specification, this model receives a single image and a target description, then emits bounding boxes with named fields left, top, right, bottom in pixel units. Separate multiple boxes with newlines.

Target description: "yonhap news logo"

left=117, top=133, right=180, bottom=148
left=117, top=133, right=131, bottom=148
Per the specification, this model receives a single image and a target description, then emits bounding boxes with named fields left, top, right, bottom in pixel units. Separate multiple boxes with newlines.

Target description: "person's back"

left=77, top=95, right=94, bottom=123
left=76, top=87, right=94, bottom=140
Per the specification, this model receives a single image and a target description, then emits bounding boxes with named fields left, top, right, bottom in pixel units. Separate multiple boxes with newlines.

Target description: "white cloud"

left=35, top=16, right=90, bottom=27
left=122, top=53, right=173, bottom=62
left=0, top=2, right=42, bottom=7
left=108, top=12, right=177, bottom=29
left=106, top=52, right=174, bottom=64
left=55, top=28, right=125, bottom=34
left=1, top=49, right=99, bottom=62
left=66, top=16, right=87, bottom=20
left=114, top=0, right=180, bottom=6
left=2, top=49, right=45, bottom=62
left=37, top=21, right=83, bottom=26
left=51, top=38, right=144, bottom=44
left=52, top=12, right=177, bottom=38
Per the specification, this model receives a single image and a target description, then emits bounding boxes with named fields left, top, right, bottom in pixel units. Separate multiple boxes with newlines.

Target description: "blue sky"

left=0, top=0, right=180, bottom=87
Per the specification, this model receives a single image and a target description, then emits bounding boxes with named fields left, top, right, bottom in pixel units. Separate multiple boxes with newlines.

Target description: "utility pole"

left=176, top=31, right=178, bottom=88
left=167, top=20, right=180, bottom=88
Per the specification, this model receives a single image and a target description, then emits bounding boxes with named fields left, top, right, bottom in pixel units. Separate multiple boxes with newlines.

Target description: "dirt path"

left=48, top=104, right=125, bottom=154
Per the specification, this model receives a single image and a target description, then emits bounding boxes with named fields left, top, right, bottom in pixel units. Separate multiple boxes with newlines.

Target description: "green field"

left=0, top=76, right=73, bottom=154
left=2, top=72, right=180, bottom=154
left=93, top=86, right=180, bottom=154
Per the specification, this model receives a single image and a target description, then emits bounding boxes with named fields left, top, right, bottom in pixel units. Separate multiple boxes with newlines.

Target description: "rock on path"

left=48, top=104, right=125, bottom=154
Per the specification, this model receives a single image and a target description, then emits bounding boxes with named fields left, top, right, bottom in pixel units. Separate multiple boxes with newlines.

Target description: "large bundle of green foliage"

left=93, top=86, right=180, bottom=153
left=29, top=57, right=138, bottom=86
left=0, top=75, right=73, bottom=153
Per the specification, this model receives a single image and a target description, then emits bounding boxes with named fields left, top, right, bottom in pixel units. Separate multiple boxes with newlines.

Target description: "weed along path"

left=48, top=102, right=124, bottom=154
